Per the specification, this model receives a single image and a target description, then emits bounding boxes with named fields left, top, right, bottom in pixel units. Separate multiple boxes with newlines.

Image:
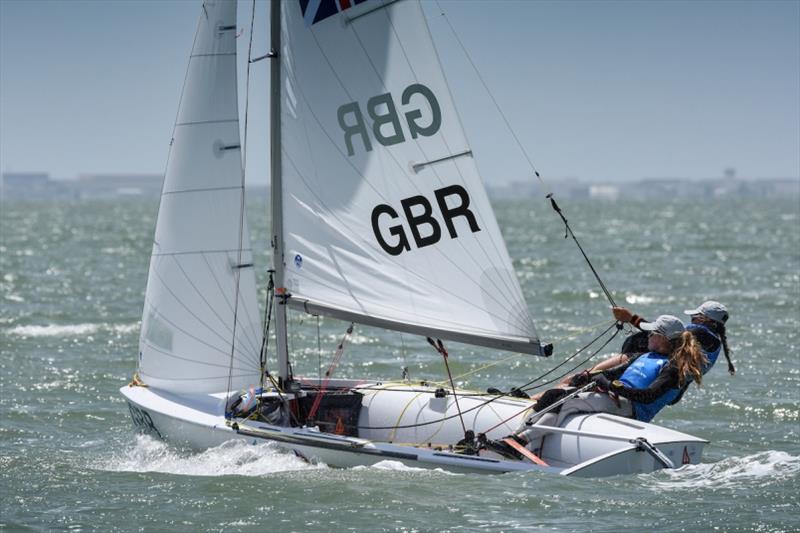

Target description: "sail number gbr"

left=338, top=83, right=441, bottom=156
left=371, top=184, right=480, bottom=256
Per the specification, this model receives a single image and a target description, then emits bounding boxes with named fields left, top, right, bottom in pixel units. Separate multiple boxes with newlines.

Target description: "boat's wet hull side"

left=120, top=384, right=706, bottom=476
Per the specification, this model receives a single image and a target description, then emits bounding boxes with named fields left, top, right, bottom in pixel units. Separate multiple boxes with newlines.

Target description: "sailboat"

left=121, top=0, right=706, bottom=476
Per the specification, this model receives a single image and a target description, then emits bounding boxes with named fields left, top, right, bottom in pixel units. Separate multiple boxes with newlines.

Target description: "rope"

left=258, top=271, right=275, bottom=390
left=353, top=323, right=621, bottom=432
left=479, top=331, right=622, bottom=436
left=387, top=390, right=428, bottom=443
left=547, top=194, right=618, bottom=308
left=429, top=319, right=613, bottom=386
left=225, top=2, right=255, bottom=397
left=433, top=2, right=621, bottom=313
left=432, top=0, right=545, bottom=189
left=428, top=338, right=467, bottom=436
left=518, top=321, right=621, bottom=392
left=307, top=323, right=354, bottom=421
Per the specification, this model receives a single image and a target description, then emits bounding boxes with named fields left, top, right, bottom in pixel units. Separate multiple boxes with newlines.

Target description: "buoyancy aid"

left=686, top=323, right=721, bottom=373
left=619, top=352, right=669, bottom=389
left=619, top=352, right=679, bottom=422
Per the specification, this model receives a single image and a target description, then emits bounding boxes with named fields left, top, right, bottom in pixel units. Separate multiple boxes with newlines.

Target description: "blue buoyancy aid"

left=619, top=352, right=669, bottom=389
left=686, top=323, right=721, bottom=373
left=619, top=352, right=679, bottom=422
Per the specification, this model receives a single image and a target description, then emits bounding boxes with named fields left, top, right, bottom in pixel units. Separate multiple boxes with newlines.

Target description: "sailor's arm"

left=612, top=306, right=648, bottom=330
left=598, top=366, right=680, bottom=404
left=559, top=353, right=630, bottom=387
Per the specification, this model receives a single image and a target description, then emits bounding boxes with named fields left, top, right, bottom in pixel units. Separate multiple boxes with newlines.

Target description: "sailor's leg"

left=516, top=411, right=557, bottom=448
left=555, top=392, right=633, bottom=426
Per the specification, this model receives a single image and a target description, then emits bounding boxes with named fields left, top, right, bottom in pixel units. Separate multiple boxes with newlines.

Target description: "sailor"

left=516, top=315, right=706, bottom=448
left=557, top=300, right=732, bottom=393
left=612, top=299, right=733, bottom=374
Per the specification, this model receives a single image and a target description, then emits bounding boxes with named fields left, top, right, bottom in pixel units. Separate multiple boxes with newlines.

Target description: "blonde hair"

left=670, top=331, right=708, bottom=386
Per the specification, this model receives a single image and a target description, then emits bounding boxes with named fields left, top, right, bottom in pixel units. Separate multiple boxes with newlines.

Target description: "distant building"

left=1, top=172, right=163, bottom=201
left=1, top=172, right=54, bottom=200
left=74, top=174, right=163, bottom=199
left=588, top=185, right=620, bottom=201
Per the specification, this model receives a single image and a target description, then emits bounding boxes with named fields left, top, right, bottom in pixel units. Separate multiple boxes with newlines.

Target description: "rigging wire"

left=429, top=318, right=613, bottom=386
left=228, top=0, right=259, bottom=397
left=317, top=315, right=322, bottom=384
left=258, top=270, right=276, bottom=390
left=547, top=194, right=618, bottom=308
left=354, top=322, right=621, bottom=432
left=433, top=1, right=620, bottom=311
left=432, top=0, right=546, bottom=189
left=478, top=328, right=622, bottom=436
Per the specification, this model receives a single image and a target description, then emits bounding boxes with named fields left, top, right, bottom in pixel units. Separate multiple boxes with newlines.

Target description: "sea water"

left=1, top=197, right=798, bottom=532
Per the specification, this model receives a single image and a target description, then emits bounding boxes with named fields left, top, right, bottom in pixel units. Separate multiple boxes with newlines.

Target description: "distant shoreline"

left=2, top=172, right=798, bottom=202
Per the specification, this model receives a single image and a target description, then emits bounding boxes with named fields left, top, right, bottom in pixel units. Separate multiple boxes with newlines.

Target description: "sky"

left=1, top=0, right=798, bottom=186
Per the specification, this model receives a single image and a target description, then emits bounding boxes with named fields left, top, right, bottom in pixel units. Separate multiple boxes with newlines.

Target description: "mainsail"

left=279, top=0, right=542, bottom=354
left=138, top=0, right=262, bottom=393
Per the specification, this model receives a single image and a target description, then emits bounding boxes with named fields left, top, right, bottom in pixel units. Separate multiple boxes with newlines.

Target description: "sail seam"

left=288, top=26, right=531, bottom=334
left=281, top=148, right=531, bottom=335
left=306, top=16, right=530, bottom=331
left=142, top=298, right=257, bottom=367
left=343, top=0, right=403, bottom=24
left=141, top=338, right=259, bottom=371
left=161, top=254, right=262, bottom=356
left=198, top=250, right=263, bottom=362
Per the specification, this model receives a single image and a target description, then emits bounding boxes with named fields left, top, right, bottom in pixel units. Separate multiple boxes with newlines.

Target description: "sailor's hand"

left=612, top=307, right=633, bottom=323
left=568, top=370, right=591, bottom=387
left=592, top=374, right=612, bottom=391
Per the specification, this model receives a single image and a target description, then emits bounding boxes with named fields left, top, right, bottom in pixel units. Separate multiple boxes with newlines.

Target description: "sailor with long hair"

left=554, top=300, right=733, bottom=396
left=516, top=315, right=707, bottom=447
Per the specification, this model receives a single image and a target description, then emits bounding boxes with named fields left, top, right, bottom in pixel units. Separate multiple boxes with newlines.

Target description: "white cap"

left=684, top=300, right=729, bottom=324
left=640, top=315, right=685, bottom=340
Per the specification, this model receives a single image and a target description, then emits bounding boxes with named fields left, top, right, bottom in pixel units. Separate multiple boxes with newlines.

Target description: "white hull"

left=121, top=379, right=706, bottom=477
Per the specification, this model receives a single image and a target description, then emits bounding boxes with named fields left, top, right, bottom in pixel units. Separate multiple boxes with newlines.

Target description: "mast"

left=270, top=0, right=290, bottom=385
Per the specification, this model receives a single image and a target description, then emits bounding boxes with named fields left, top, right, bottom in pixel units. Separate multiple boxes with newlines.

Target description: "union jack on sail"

left=299, top=0, right=371, bottom=27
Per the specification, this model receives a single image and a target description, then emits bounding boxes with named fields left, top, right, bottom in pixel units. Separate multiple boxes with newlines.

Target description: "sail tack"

left=279, top=0, right=542, bottom=354
left=139, top=0, right=262, bottom=393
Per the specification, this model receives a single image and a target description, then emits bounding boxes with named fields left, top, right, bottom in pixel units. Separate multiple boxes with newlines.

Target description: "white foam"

left=7, top=322, right=140, bottom=337
left=8, top=323, right=99, bottom=337
left=625, top=294, right=655, bottom=304
left=352, top=460, right=457, bottom=475
left=647, top=450, right=800, bottom=490
left=111, top=323, right=140, bottom=334
left=100, top=435, right=325, bottom=477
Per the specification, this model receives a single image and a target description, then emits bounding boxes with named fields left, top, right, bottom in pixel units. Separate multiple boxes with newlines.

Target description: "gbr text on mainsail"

left=337, top=83, right=482, bottom=256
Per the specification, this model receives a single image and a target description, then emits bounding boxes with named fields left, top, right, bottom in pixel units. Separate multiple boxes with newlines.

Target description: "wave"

left=99, top=435, right=324, bottom=477
left=351, top=460, right=456, bottom=475
left=7, top=322, right=139, bottom=337
left=8, top=323, right=99, bottom=337
left=647, top=450, right=800, bottom=490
